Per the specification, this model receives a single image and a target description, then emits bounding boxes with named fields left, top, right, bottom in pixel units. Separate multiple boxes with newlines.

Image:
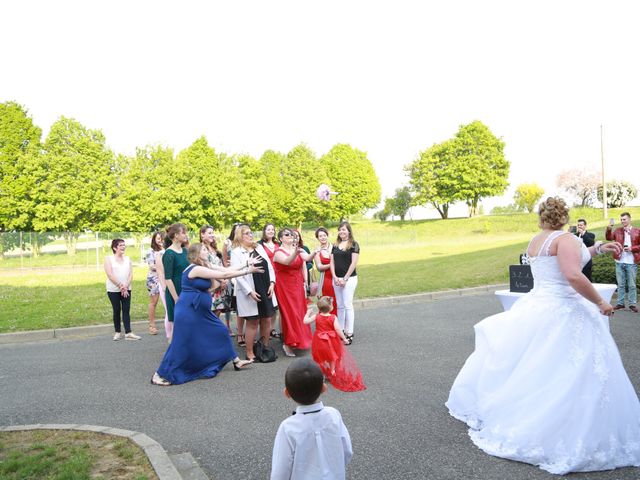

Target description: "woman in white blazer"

left=231, top=224, right=278, bottom=361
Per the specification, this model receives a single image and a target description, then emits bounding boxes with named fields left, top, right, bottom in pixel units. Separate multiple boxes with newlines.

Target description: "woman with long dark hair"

left=330, top=222, right=360, bottom=344
left=314, top=227, right=337, bottom=315
left=145, top=231, right=165, bottom=335
left=200, top=225, right=232, bottom=331
left=258, top=223, right=282, bottom=339
left=162, top=223, right=189, bottom=342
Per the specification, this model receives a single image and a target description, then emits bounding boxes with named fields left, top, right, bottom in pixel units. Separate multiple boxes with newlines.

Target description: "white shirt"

left=105, top=255, right=131, bottom=292
left=271, top=401, right=352, bottom=480
left=618, top=229, right=635, bottom=264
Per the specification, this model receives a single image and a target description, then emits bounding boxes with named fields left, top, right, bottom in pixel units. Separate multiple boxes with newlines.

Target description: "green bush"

left=592, top=255, right=616, bottom=284
left=592, top=254, right=640, bottom=295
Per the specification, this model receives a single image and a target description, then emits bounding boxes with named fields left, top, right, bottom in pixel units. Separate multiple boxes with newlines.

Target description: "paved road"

left=2, top=293, right=639, bottom=480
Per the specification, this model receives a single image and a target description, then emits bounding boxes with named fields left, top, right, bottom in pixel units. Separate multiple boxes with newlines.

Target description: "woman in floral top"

left=200, top=225, right=233, bottom=334
left=145, top=231, right=166, bottom=335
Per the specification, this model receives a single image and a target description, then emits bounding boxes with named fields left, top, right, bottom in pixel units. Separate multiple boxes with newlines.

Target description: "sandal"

left=233, top=358, right=253, bottom=371
left=151, top=373, right=171, bottom=386
left=270, top=329, right=281, bottom=339
left=148, top=325, right=158, bottom=335
left=237, top=334, right=246, bottom=347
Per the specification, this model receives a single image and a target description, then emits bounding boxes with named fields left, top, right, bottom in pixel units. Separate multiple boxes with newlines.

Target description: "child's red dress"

left=311, top=313, right=366, bottom=392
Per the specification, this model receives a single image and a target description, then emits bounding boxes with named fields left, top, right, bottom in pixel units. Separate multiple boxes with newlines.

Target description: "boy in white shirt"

left=271, top=358, right=353, bottom=480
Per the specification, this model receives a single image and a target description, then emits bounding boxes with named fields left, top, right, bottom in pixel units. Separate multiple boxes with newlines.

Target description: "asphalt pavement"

left=1, top=291, right=640, bottom=480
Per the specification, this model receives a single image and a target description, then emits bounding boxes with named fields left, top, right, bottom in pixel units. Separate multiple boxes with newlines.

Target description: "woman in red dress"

left=273, top=227, right=318, bottom=357
left=313, top=227, right=337, bottom=315
left=258, top=223, right=281, bottom=339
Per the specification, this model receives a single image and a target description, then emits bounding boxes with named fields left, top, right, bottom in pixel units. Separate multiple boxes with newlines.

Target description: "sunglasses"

left=282, top=232, right=292, bottom=237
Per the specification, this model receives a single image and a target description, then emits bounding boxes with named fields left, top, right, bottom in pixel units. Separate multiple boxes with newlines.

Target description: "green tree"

left=450, top=121, right=509, bottom=216
left=260, top=149, right=291, bottom=227
left=0, top=101, right=43, bottom=255
left=322, top=144, right=381, bottom=221
left=406, top=121, right=509, bottom=219
left=391, top=187, right=412, bottom=221
left=228, top=153, right=269, bottom=226
left=513, top=183, right=544, bottom=213
left=33, top=117, right=116, bottom=254
left=406, top=140, right=458, bottom=219
left=597, top=180, right=638, bottom=208
left=490, top=204, right=525, bottom=215
left=169, top=136, right=227, bottom=230
left=101, top=145, right=176, bottom=232
left=261, top=144, right=320, bottom=228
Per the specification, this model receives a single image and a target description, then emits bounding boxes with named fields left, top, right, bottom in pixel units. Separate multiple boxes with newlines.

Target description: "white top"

left=271, top=401, right=352, bottom=480
left=230, top=243, right=277, bottom=317
left=106, top=255, right=131, bottom=292
left=618, top=229, right=634, bottom=264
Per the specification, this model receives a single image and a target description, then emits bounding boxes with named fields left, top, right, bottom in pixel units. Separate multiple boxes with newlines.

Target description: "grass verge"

left=0, top=430, right=158, bottom=480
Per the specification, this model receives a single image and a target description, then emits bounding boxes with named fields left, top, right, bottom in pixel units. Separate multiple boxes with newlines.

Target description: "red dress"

left=317, top=251, right=337, bottom=315
left=274, top=248, right=312, bottom=349
left=311, top=313, right=366, bottom=392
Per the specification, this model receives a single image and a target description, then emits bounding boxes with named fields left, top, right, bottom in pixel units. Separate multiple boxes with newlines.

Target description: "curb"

left=0, top=285, right=509, bottom=345
left=0, top=424, right=186, bottom=480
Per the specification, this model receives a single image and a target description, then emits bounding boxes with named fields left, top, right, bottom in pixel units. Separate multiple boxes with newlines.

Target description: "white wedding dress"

left=446, top=231, right=640, bottom=475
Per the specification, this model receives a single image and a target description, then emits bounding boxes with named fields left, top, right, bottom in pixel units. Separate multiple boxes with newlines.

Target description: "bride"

left=446, top=197, right=640, bottom=475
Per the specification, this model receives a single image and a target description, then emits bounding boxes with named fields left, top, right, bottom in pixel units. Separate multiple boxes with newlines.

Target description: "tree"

left=406, top=121, right=508, bottom=219
left=321, top=144, right=381, bottom=221
left=490, top=204, right=524, bottom=215
left=556, top=169, right=599, bottom=206
left=101, top=145, right=176, bottom=232
left=391, top=187, right=412, bottom=221
left=597, top=180, right=638, bottom=208
left=260, top=149, right=292, bottom=227
left=406, top=140, right=458, bottom=219
left=0, top=101, right=43, bottom=237
left=375, top=197, right=395, bottom=221
left=513, top=183, right=544, bottom=213
left=223, top=153, right=269, bottom=226
left=449, top=121, right=509, bottom=217
left=33, top=117, right=116, bottom=254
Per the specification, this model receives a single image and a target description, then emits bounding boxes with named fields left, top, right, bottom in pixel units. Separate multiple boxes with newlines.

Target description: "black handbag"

left=254, top=339, right=277, bottom=363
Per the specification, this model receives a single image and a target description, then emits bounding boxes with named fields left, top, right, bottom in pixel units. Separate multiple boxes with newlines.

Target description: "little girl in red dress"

left=304, top=296, right=366, bottom=392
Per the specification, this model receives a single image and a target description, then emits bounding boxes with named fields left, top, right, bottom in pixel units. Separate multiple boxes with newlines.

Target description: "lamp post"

left=601, top=125, right=607, bottom=219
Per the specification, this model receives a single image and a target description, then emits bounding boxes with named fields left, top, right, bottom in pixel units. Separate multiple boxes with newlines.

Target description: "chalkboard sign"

left=509, top=265, right=534, bottom=293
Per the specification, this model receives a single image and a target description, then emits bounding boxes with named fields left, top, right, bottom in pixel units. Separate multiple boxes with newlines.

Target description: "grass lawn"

left=0, top=207, right=633, bottom=333
left=0, top=430, right=157, bottom=480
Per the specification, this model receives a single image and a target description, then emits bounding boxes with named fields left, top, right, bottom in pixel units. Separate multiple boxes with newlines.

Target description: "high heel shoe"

left=233, top=358, right=253, bottom=371
left=151, top=372, right=171, bottom=386
left=282, top=345, right=296, bottom=357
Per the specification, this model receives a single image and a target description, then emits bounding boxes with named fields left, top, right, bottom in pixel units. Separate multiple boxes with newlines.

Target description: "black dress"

left=250, top=250, right=276, bottom=318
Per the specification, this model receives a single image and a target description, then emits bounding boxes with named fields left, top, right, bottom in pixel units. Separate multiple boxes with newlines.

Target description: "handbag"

left=254, top=338, right=277, bottom=363
left=307, top=268, right=319, bottom=298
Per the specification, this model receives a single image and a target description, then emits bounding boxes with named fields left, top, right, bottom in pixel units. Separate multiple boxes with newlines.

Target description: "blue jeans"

left=615, top=262, right=637, bottom=306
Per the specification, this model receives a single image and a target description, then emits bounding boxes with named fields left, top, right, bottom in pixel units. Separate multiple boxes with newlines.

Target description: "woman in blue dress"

left=151, top=243, right=263, bottom=386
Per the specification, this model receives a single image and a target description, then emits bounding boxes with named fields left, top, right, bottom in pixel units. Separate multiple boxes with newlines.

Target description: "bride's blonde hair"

left=538, top=197, right=569, bottom=230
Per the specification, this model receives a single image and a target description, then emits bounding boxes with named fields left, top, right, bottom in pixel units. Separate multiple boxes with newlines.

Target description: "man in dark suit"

left=575, top=218, right=595, bottom=281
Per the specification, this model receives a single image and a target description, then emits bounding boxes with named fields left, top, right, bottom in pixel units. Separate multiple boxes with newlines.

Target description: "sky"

left=2, top=0, right=639, bottom=217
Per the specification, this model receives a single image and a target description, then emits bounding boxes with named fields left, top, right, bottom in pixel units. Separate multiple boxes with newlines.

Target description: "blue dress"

left=157, top=265, right=237, bottom=385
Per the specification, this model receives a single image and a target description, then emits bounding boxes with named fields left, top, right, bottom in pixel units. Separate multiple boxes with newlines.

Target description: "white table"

left=495, top=283, right=617, bottom=311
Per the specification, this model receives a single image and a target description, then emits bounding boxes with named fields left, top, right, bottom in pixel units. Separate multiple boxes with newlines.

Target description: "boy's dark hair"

left=577, top=218, right=587, bottom=225
left=285, top=358, right=324, bottom=405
